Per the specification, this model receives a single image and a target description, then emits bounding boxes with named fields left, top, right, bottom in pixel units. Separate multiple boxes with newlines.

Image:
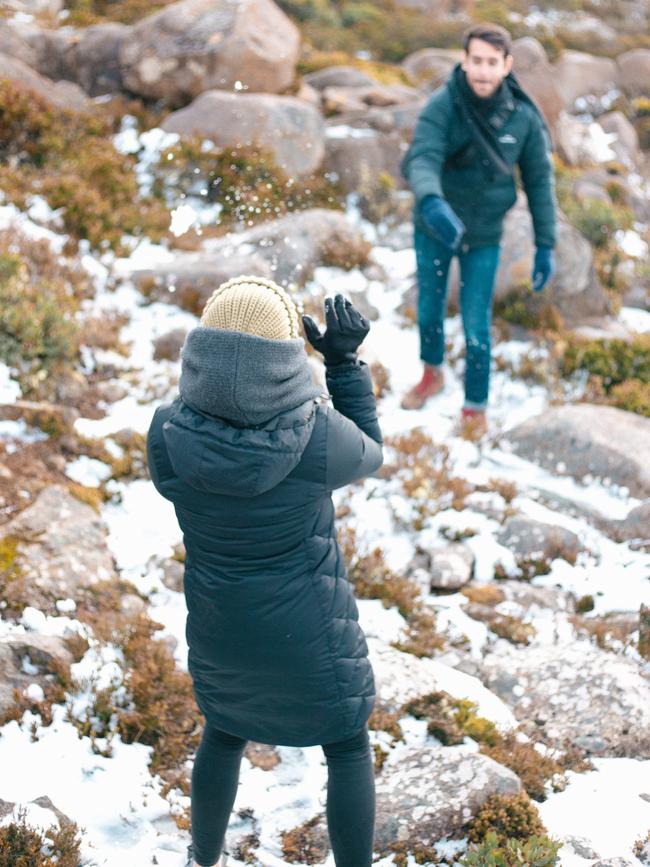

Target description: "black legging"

left=190, top=725, right=375, bottom=867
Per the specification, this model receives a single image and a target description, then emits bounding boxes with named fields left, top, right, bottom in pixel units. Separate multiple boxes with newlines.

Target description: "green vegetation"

left=0, top=810, right=82, bottom=867
left=64, top=0, right=175, bottom=24
left=461, top=831, right=562, bottom=867
left=151, top=137, right=343, bottom=230
left=560, top=333, right=650, bottom=417
left=468, top=793, right=546, bottom=844
left=0, top=79, right=168, bottom=252
left=404, top=691, right=499, bottom=747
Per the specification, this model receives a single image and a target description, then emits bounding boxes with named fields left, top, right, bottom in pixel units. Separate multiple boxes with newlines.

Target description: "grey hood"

left=162, top=327, right=321, bottom=497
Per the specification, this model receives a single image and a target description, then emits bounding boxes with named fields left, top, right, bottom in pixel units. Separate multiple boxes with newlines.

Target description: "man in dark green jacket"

left=400, top=22, right=557, bottom=432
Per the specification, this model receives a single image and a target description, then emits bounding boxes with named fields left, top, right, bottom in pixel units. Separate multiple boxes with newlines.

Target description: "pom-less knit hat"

left=200, top=275, right=300, bottom=340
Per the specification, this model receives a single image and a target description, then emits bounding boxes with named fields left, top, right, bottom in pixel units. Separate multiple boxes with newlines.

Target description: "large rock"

left=29, top=22, right=129, bottom=96
left=321, top=83, right=421, bottom=115
left=606, top=502, right=650, bottom=544
left=598, top=111, right=640, bottom=165
left=511, top=38, right=564, bottom=138
left=552, top=51, right=618, bottom=109
left=497, top=517, right=583, bottom=563
left=448, top=197, right=611, bottom=326
left=0, top=485, right=117, bottom=611
left=409, top=543, right=475, bottom=591
left=201, top=208, right=371, bottom=286
left=133, top=251, right=272, bottom=312
left=0, top=50, right=89, bottom=111
left=323, top=128, right=404, bottom=193
left=0, top=20, right=38, bottom=67
left=616, top=48, right=650, bottom=96
left=506, top=404, right=650, bottom=498
left=0, top=634, right=73, bottom=718
left=374, top=746, right=521, bottom=851
left=162, top=91, right=325, bottom=177
left=368, top=639, right=517, bottom=728
left=557, top=16, right=617, bottom=47
left=401, top=47, right=461, bottom=91
left=119, top=0, right=300, bottom=104
left=304, top=65, right=377, bottom=91
left=555, top=111, right=613, bottom=167
left=479, top=641, right=650, bottom=756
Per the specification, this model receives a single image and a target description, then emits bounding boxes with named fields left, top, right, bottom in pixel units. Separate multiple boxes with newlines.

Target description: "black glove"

left=420, top=194, right=465, bottom=251
left=302, top=294, right=369, bottom=366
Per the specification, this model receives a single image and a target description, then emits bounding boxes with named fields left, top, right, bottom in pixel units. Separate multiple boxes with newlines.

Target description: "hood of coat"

left=162, top=396, right=318, bottom=497
left=164, top=327, right=321, bottom=497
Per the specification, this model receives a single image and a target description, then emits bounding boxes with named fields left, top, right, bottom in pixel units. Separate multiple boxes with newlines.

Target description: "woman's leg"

left=458, top=244, right=501, bottom=408
left=322, top=727, right=375, bottom=867
left=190, top=725, right=247, bottom=867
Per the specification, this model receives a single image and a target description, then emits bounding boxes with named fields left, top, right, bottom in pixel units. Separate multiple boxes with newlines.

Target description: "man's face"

left=461, top=37, right=513, bottom=98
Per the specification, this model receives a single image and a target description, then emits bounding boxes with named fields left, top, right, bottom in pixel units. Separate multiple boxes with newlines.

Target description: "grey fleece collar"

left=179, top=327, right=321, bottom=427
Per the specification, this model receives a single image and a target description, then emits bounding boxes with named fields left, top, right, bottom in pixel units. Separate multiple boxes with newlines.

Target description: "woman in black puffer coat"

left=146, top=276, right=383, bottom=867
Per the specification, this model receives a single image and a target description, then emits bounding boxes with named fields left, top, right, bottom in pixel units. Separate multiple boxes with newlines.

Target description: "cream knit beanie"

left=200, top=275, right=300, bottom=340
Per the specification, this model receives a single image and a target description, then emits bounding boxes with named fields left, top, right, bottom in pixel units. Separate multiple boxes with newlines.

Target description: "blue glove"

left=532, top=245, right=555, bottom=292
left=420, top=195, right=465, bottom=251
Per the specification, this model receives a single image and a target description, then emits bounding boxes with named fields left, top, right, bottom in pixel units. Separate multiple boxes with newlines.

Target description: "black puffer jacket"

left=147, top=339, right=383, bottom=746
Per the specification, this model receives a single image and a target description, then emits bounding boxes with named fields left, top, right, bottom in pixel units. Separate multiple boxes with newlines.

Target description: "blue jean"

left=414, top=227, right=501, bottom=409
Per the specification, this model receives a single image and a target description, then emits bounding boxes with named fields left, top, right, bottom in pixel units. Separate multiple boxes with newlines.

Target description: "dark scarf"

left=449, top=64, right=551, bottom=181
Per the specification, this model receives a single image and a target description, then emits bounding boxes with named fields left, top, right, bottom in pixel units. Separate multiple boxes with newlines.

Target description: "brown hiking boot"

left=400, top=365, right=444, bottom=410
left=458, top=407, right=488, bottom=440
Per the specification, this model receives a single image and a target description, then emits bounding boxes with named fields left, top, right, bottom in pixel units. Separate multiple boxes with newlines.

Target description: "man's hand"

left=532, top=246, right=555, bottom=292
left=420, top=195, right=465, bottom=251
left=302, top=294, right=369, bottom=366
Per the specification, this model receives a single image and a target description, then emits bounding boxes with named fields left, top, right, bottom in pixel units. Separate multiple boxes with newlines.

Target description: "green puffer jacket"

left=401, top=67, right=557, bottom=249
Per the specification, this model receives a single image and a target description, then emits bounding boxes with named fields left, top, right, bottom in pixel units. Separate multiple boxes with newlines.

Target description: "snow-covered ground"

left=1, top=177, right=649, bottom=866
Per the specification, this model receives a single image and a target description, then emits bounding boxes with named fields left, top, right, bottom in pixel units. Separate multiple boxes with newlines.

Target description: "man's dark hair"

left=462, top=23, right=512, bottom=58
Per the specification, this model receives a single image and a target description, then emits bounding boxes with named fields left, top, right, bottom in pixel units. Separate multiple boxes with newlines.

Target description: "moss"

left=0, top=79, right=168, bottom=253
left=493, top=289, right=563, bottom=333
left=608, top=379, right=650, bottom=417
left=494, top=557, right=553, bottom=582
left=386, top=428, right=472, bottom=526
left=638, top=604, right=650, bottom=661
left=560, top=333, right=650, bottom=418
left=67, top=483, right=104, bottom=512
left=564, top=196, right=634, bottom=249
left=571, top=612, right=636, bottom=653
left=461, top=831, right=562, bottom=866
left=633, top=829, right=650, bottom=863
left=0, top=534, right=28, bottom=619
left=468, top=793, right=547, bottom=844
left=440, top=525, right=479, bottom=542
left=575, top=594, right=595, bottom=614
left=461, top=585, right=506, bottom=606
left=370, top=360, right=391, bottom=400
left=64, top=0, right=176, bottom=25
left=373, top=743, right=389, bottom=773
left=489, top=614, right=536, bottom=646
left=233, top=833, right=261, bottom=863
left=108, top=431, right=148, bottom=481
left=387, top=840, right=442, bottom=865
left=481, top=733, right=564, bottom=802
left=115, top=614, right=202, bottom=777
left=403, top=691, right=498, bottom=747
left=339, top=527, right=445, bottom=657
left=281, top=815, right=329, bottom=864
left=151, top=137, right=343, bottom=230
left=0, top=253, right=79, bottom=374
left=0, top=809, right=82, bottom=867
left=368, top=706, right=404, bottom=742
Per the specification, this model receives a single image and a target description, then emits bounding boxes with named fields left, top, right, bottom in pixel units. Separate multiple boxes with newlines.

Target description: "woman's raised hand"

left=302, top=294, right=369, bottom=366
